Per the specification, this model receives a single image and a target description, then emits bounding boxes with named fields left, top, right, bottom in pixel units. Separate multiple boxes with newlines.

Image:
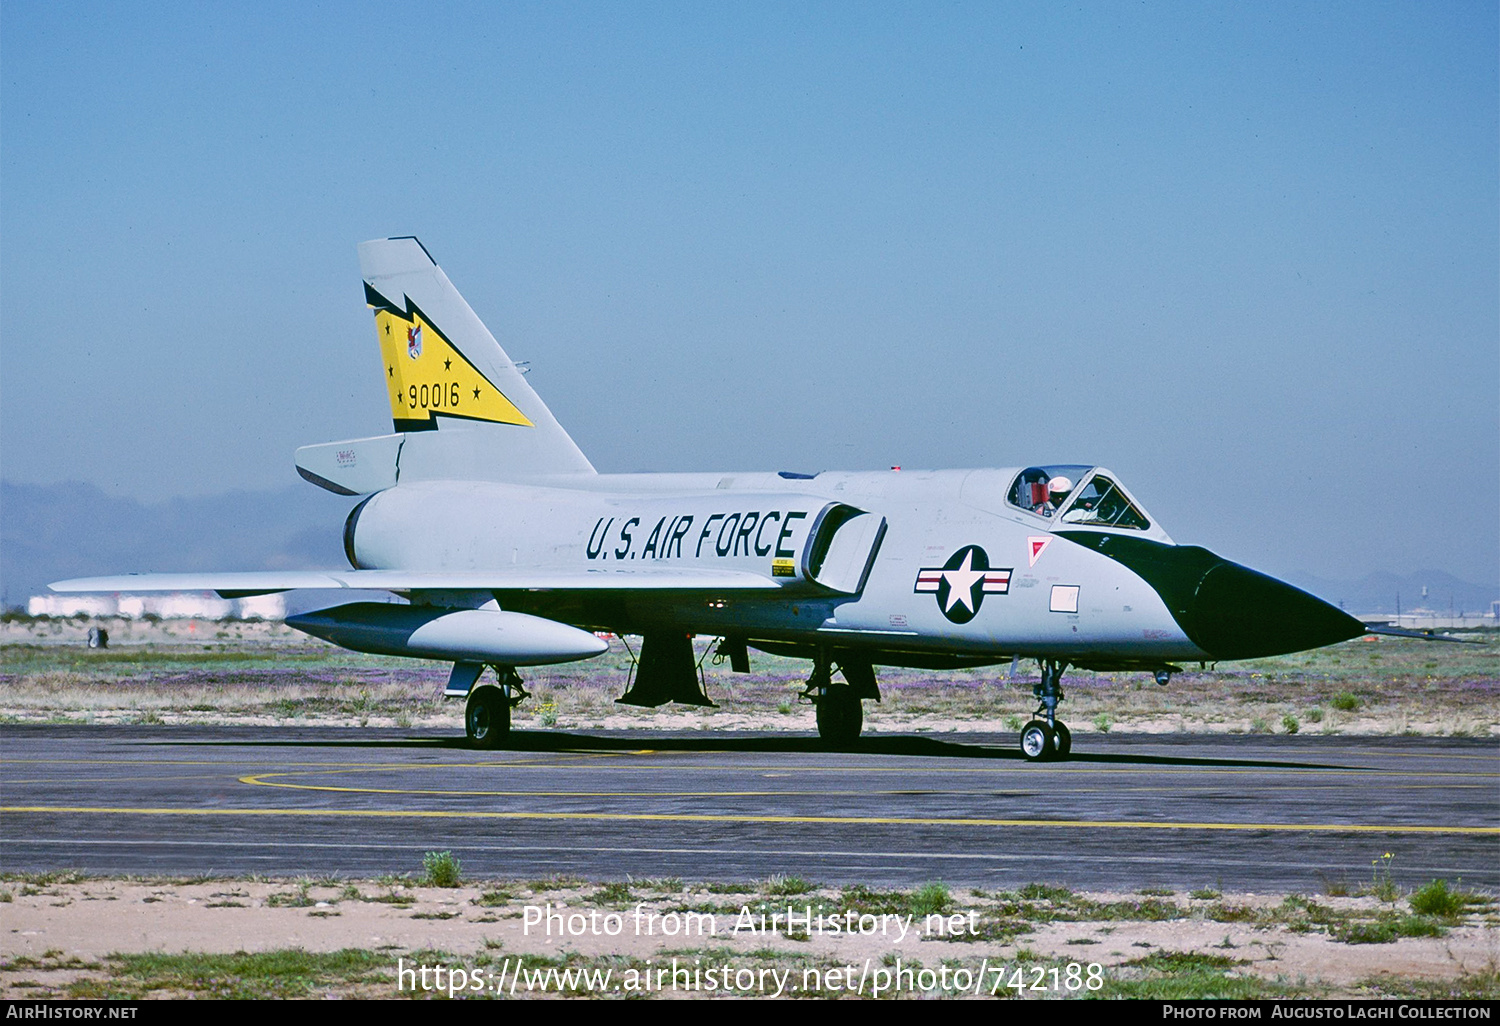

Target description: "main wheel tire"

left=816, top=688, right=863, bottom=746
left=1052, top=722, right=1072, bottom=758
left=1020, top=720, right=1054, bottom=761
left=465, top=687, right=510, bottom=749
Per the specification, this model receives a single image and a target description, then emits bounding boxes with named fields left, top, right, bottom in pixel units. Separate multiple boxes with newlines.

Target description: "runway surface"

left=2, top=726, right=1495, bottom=890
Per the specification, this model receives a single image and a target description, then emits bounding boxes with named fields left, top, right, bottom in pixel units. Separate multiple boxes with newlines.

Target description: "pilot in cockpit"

left=1046, top=475, right=1073, bottom=515
left=1028, top=475, right=1073, bottom=516
left=1016, top=468, right=1080, bottom=517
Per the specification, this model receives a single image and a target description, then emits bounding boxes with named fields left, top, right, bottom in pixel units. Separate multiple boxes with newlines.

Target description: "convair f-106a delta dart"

left=54, top=237, right=1371, bottom=760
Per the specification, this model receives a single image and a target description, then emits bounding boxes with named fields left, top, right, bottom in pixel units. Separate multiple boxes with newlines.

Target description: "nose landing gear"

left=1019, top=660, right=1070, bottom=761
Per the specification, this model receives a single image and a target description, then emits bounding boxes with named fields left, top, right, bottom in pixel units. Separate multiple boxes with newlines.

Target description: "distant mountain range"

left=1, top=480, right=357, bottom=612
left=1281, top=570, right=1496, bottom=618
left=2, top=480, right=1495, bottom=617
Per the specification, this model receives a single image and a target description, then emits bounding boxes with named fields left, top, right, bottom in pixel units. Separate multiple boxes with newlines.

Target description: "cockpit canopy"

left=1008, top=465, right=1152, bottom=531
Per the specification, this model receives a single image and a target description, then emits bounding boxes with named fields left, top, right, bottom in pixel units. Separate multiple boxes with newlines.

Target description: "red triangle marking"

left=1028, top=536, right=1052, bottom=567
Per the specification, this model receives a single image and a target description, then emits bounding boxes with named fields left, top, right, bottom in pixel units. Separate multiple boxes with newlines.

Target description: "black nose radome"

left=1182, top=560, right=1366, bottom=660
left=1056, top=532, right=1366, bottom=661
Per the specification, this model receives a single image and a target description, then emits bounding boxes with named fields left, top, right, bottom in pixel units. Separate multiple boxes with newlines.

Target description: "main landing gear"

left=815, top=683, right=863, bottom=747
left=803, top=651, right=878, bottom=748
left=465, top=667, right=526, bottom=749
left=1019, top=659, right=1071, bottom=762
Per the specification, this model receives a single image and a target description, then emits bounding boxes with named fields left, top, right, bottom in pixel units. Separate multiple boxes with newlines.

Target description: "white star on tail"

left=941, top=549, right=986, bottom=613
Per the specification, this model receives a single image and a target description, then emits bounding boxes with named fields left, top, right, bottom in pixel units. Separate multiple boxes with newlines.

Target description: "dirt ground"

left=2, top=878, right=1496, bottom=999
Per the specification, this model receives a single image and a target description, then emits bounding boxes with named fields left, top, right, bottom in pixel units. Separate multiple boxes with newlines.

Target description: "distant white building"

left=26, top=592, right=286, bottom=620
left=27, top=594, right=117, bottom=618
left=235, top=594, right=287, bottom=619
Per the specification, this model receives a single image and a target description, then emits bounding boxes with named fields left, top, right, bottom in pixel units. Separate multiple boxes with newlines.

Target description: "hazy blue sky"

left=2, top=1, right=1495, bottom=586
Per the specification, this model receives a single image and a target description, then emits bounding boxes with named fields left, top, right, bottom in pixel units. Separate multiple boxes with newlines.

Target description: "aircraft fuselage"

left=345, top=467, right=1352, bottom=672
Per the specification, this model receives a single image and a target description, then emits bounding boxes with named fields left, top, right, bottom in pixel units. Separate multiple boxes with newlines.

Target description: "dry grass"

left=0, top=623, right=1495, bottom=735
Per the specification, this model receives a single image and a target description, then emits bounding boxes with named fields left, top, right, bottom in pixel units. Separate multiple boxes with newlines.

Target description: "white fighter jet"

left=54, top=237, right=1369, bottom=759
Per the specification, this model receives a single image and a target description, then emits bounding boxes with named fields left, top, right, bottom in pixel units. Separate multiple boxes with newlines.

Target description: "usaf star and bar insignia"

left=914, top=545, right=1011, bottom=624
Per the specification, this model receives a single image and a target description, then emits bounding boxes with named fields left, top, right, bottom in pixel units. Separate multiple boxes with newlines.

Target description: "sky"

left=2, top=1, right=1496, bottom=587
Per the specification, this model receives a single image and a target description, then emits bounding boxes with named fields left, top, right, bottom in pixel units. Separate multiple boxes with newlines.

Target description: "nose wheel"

left=1020, top=720, right=1052, bottom=760
left=1052, top=721, right=1071, bottom=756
left=1019, top=719, right=1071, bottom=761
left=1017, top=659, right=1071, bottom=761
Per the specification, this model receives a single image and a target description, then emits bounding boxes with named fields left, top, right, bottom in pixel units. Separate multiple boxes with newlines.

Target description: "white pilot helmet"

left=1048, top=476, right=1074, bottom=498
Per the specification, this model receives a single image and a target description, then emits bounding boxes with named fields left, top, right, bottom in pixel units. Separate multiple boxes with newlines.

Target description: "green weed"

left=81, top=948, right=391, bottom=999
left=421, top=851, right=462, bottom=888
left=1129, top=952, right=1244, bottom=972
left=1018, top=882, right=1074, bottom=902
left=765, top=875, right=816, bottom=896
left=1409, top=879, right=1468, bottom=919
left=265, top=881, right=314, bottom=908
left=592, top=881, right=633, bottom=904
left=1333, top=914, right=1447, bottom=944
left=840, top=884, right=915, bottom=916
left=911, top=881, right=952, bottom=916
left=1087, top=950, right=1304, bottom=1000
left=367, top=890, right=413, bottom=907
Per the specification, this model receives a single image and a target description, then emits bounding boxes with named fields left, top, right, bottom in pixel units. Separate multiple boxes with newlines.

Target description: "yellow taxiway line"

left=3, top=805, right=1494, bottom=835
left=230, top=773, right=1498, bottom=799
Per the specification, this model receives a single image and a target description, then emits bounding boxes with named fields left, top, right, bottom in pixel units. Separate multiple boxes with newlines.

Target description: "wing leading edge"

left=49, top=568, right=782, bottom=598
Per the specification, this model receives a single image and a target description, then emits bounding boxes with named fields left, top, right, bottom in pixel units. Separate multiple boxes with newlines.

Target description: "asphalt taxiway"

left=2, top=727, right=1495, bottom=889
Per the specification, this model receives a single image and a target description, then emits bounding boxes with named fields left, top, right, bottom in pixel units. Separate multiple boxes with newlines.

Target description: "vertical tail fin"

left=359, top=237, right=595, bottom=479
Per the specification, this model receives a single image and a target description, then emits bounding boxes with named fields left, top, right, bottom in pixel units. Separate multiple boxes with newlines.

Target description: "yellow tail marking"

left=375, top=308, right=532, bottom=428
